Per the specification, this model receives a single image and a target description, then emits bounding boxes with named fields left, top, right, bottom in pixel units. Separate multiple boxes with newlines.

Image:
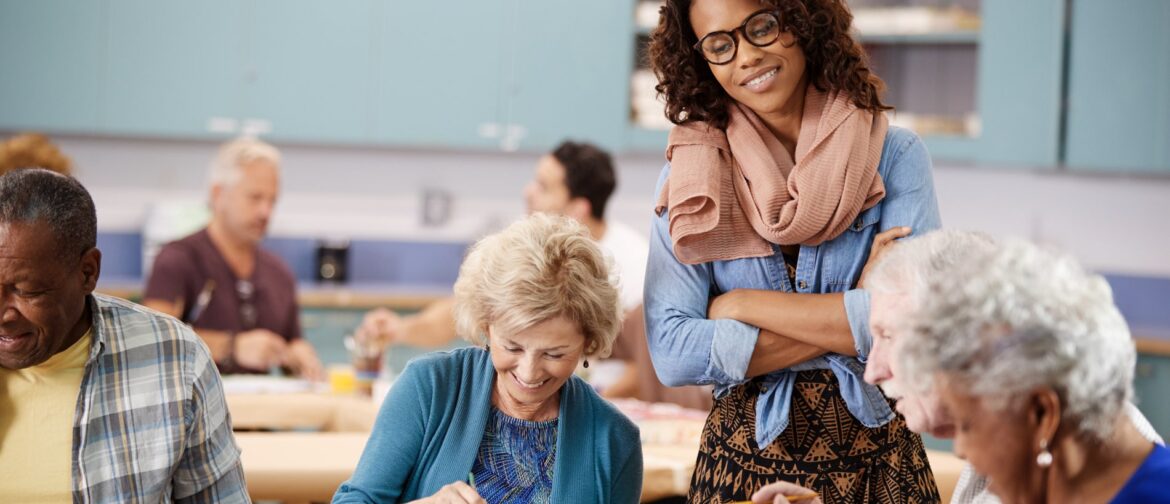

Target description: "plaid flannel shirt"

left=70, top=294, right=249, bottom=503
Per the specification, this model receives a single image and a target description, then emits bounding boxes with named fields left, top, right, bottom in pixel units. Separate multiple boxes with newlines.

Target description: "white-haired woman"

left=333, top=213, right=642, bottom=504
left=897, top=240, right=1170, bottom=503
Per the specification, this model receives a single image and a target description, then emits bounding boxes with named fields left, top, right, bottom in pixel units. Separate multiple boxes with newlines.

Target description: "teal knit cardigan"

left=332, top=347, right=644, bottom=503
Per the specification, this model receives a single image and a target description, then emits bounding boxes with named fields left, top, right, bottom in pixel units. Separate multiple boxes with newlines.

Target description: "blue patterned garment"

left=471, top=407, right=558, bottom=504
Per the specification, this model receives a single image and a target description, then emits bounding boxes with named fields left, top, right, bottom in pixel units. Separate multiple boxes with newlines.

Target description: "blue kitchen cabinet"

left=943, top=0, right=1064, bottom=166
left=102, top=0, right=244, bottom=138
left=0, top=0, right=103, bottom=133
left=503, top=0, right=633, bottom=152
left=372, top=1, right=506, bottom=150
left=244, top=0, right=376, bottom=144
left=1065, top=0, right=1170, bottom=173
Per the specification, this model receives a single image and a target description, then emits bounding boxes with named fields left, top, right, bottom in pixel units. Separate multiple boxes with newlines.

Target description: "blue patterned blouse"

left=470, top=407, right=558, bottom=504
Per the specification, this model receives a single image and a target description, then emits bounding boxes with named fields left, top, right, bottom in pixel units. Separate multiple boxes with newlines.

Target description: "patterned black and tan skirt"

left=688, top=370, right=940, bottom=504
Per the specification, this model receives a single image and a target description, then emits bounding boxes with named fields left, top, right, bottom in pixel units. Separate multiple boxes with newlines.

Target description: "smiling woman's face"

left=689, top=0, right=807, bottom=119
left=489, top=315, right=586, bottom=420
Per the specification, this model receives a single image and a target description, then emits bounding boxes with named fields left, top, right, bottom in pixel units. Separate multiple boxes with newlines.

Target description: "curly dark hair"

left=650, top=0, right=891, bottom=129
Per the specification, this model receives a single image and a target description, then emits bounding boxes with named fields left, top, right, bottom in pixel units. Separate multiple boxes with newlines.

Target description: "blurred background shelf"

left=858, top=31, right=979, bottom=44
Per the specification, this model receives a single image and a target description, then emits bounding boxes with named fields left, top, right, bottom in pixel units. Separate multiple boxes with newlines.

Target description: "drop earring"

left=583, top=359, right=590, bottom=369
left=1036, top=439, right=1053, bottom=467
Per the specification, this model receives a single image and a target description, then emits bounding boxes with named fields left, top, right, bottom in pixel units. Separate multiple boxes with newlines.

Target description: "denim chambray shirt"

left=644, top=126, right=942, bottom=449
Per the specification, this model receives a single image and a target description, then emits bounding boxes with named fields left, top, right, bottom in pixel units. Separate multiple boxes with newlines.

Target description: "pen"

left=468, top=471, right=477, bottom=489
left=186, top=279, right=216, bottom=324
left=732, top=493, right=818, bottom=503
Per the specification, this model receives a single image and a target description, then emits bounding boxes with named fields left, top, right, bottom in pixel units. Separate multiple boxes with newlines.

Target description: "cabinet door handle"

left=207, top=117, right=239, bottom=134
left=242, top=118, right=273, bottom=136
left=478, top=122, right=502, bottom=138
left=500, top=124, right=527, bottom=152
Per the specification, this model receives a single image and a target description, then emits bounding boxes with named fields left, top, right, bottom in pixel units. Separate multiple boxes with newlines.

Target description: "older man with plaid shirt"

left=0, top=169, right=248, bottom=503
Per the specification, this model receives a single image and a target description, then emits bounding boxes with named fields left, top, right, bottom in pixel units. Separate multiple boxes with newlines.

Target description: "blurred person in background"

left=358, top=140, right=645, bottom=346
left=895, top=240, right=1170, bottom=503
left=333, top=214, right=642, bottom=503
left=143, top=137, right=322, bottom=380
left=643, top=0, right=941, bottom=501
left=0, top=132, right=73, bottom=176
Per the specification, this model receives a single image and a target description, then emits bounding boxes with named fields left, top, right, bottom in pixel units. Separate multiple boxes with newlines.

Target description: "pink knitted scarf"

left=655, top=86, right=888, bottom=265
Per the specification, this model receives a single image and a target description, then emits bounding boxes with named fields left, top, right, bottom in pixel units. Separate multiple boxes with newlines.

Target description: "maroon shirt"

left=144, top=228, right=302, bottom=373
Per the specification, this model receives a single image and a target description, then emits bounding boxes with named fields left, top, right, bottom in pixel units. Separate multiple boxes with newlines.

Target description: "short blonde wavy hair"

left=453, top=213, right=621, bottom=358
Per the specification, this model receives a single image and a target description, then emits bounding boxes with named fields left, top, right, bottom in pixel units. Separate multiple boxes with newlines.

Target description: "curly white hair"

left=898, top=239, right=1135, bottom=442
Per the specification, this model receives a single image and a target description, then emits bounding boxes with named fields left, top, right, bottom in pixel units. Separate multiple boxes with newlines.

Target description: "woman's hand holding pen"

left=409, top=481, right=485, bottom=504
left=744, top=481, right=822, bottom=503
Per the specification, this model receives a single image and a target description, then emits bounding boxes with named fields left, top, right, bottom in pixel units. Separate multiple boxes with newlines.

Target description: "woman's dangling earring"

left=1036, top=439, right=1053, bottom=467
left=583, top=359, right=590, bottom=369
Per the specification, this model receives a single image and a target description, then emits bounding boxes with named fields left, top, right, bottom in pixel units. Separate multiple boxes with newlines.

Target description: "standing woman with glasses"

left=645, top=1, right=942, bottom=502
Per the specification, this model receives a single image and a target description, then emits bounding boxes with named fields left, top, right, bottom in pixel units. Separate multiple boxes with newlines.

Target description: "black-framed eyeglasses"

left=693, top=10, right=787, bottom=65
left=236, top=279, right=257, bottom=330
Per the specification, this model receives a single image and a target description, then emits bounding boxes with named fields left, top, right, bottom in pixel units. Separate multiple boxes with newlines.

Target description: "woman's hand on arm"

left=856, top=226, right=911, bottom=289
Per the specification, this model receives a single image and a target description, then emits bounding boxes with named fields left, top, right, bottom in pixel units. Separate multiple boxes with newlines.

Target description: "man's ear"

left=567, top=197, right=592, bottom=222
left=79, top=247, right=102, bottom=293
left=209, top=183, right=224, bottom=209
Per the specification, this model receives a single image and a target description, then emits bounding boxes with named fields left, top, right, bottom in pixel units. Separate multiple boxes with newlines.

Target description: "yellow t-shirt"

left=0, top=329, right=92, bottom=503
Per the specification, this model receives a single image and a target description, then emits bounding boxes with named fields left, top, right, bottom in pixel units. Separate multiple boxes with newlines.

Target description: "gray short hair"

left=900, top=239, right=1134, bottom=442
left=0, top=168, right=96, bottom=261
left=453, top=213, right=621, bottom=358
left=866, top=229, right=997, bottom=305
left=208, top=137, right=281, bottom=187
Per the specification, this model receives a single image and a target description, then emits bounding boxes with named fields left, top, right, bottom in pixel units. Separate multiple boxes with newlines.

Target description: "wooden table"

left=227, top=392, right=964, bottom=502
left=226, top=392, right=377, bottom=432
left=236, top=431, right=699, bottom=503
left=236, top=431, right=963, bottom=503
left=226, top=391, right=702, bottom=501
left=238, top=432, right=365, bottom=502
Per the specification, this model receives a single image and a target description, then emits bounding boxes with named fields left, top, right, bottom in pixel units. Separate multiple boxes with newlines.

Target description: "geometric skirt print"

left=688, top=370, right=941, bottom=504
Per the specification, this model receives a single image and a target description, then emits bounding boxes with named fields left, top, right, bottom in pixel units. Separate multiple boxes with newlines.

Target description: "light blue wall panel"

left=374, top=1, right=506, bottom=149
left=101, top=0, right=243, bottom=138
left=1065, top=0, right=1170, bottom=173
left=0, top=0, right=103, bottom=132
left=245, top=0, right=376, bottom=144
left=972, top=0, right=1064, bottom=166
left=506, top=0, right=633, bottom=152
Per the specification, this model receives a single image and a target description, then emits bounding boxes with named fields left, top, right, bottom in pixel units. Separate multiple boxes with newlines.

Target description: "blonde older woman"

left=897, top=240, right=1170, bottom=504
left=333, top=213, right=642, bottom=504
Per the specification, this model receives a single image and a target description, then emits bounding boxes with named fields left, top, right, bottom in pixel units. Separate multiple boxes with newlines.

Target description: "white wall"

left=53, top=135, right=1170, bottom=277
